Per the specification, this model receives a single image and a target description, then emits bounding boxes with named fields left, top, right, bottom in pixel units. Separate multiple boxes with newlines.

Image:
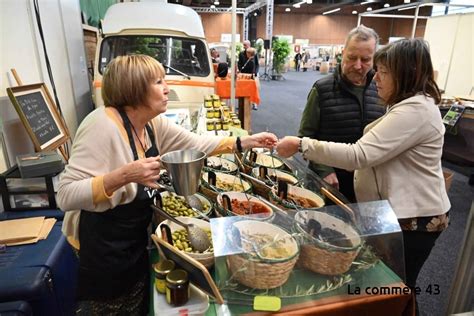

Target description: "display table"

left=215, top=78, right=260, bottom=132
left=0, top=222, right=78, bottom=315
left=149, top=252, right=414, bottom=316
left=441, top=108, right=474, bottom=167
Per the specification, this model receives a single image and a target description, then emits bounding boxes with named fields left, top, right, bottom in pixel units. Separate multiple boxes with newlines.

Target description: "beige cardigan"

left=301, top=94, right=450, bottom=219
left=58, top=107, right=233, bottom=242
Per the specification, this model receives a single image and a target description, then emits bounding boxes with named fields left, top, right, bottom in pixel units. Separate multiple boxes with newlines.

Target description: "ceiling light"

left=398, top=5, right=416, bottom=11
left=404, top=0, right=411, bottom=3
left=293, top=1, right=305, bottom=8
left=306, top=0, right=313, bottom=4
left=367, top=7, right=372, bottom=11
left=214, top=0, right=219, bottom=5
left=384, top=3, right=390, bottom=8
left=352, top=10, right=357, bottom=14
left=285, top=7, right=291, bottom=12
left=360, top=1, right=373, bottom=5
left=323, top=8, right=340, bottom=15
left=210, top=4, right=215, bottom=9
left=254, top=12, right=257, bottom=16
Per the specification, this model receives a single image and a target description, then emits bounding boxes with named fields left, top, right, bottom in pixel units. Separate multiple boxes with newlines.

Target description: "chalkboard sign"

left=7, top=83, right=69, bottom=152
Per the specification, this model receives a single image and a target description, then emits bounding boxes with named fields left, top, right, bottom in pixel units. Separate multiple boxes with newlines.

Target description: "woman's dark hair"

left=374, top=38, right=441, bottom=105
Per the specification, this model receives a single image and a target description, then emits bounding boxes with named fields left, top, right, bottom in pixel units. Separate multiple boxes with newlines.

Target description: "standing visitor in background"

left=294, top=51, right=302, bottom=72
left=298, top=25, right=385, bottom=202
left=238, top=40, right=259, bottom=76
left=302, top=50, right=310, bottom=72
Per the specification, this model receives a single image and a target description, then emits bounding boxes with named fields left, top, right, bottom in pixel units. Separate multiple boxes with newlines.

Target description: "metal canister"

left=154, top=259, right=175, bottom=294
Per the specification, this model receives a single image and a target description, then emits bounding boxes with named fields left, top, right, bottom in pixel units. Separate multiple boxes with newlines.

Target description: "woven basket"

left=215, top=192, right=275, bottom=222
left=294, top=210, right=361, bottom=275
left=269, top=184, right=325, bottom=211
left=250, top=167, right=298, bottom=197
left=204, top=156, right=238, bottom=175
left=227, top=254, right=298, bottom=289
left=227, top=220, right=299, bottom=289
left=156, top=217, right=215, bottom=269
left=200, top=172, right=252, bottom=201
left=155, top=191, right=213, bottom=223
left=243, top=151, right=284, bottom=170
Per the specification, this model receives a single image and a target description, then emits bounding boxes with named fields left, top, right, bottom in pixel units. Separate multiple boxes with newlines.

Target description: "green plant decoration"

left=272, top=38, right=291, bottom=74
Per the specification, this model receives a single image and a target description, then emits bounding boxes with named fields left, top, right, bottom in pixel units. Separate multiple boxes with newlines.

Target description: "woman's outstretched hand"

left=240, top=132, right=278, bottom=150
left=276, top=136, right=300, bottom=158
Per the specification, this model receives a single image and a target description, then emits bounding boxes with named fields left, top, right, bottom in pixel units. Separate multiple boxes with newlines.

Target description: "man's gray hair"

left=344, top=25, right=379, bottom=48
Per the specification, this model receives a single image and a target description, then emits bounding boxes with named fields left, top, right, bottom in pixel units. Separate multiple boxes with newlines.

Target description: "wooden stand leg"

left=238, top=97, right=252, bottom=133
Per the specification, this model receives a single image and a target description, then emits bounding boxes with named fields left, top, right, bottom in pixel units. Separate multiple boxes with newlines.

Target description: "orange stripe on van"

left=93, top=80, right=214, bottom=88
left=166, top=80, right=215, bottom=88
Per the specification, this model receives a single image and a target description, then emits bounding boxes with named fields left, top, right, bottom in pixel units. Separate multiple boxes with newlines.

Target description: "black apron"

left=78, top=110, right=159, bottom=300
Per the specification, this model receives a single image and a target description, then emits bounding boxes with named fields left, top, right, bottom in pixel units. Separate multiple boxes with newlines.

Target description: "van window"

left=99, top=35, right=210, bottom=77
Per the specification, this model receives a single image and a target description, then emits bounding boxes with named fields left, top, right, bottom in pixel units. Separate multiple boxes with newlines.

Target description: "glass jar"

left=204, top=101, right=213, bottom=108
left=214, top=121, right=222, bottom=130
left=206, top=110, right=214, bottom=119
left=154, top=259, right=175, bottom=294
left=222, top=119, right=230, bottom=130
left=222, top=106, right=230, bottom=118
left=166, top=269, right=189, bottom=307
left=213, top=110, right=221, bottom=118
left=206, top=120, right=215, bottom=131
left=232, top=118, right=241, bottom=127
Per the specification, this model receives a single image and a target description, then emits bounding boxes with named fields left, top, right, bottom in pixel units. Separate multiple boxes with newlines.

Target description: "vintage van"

left=93, top=2, right=216, bottom=127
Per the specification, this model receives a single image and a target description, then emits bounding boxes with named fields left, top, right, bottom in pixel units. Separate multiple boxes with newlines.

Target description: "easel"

left=10, top=69, right=70, bottom=162
left=259, top=47, right=271, bottom=81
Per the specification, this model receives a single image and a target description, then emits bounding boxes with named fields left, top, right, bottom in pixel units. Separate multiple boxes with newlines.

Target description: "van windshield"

left=99, top=35, right=210, bottom=77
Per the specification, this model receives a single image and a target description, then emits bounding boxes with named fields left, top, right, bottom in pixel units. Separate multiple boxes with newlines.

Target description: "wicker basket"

left=156, top=217, right=215, bottom=269
left=250, top=167, right=298, bottom=197
left=215, top=192, right=275, bottom=222
left=227, top=254, right=298, bottom=289
left=294, top=210, right=361, bottom=275
left=243, top=151, right=284, bottom=170
left=227, top=220, right=299, bottom=289
left=269, top=184, right=325, bottom=211
left=204, top=156, right=238, bottom=175
left=154, top=191, right=213, bottom=224
left=200, top=172, right=252, bottom=201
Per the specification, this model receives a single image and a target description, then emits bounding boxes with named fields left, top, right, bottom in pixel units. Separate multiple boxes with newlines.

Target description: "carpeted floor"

left=251, top=69, right=474, bottom=316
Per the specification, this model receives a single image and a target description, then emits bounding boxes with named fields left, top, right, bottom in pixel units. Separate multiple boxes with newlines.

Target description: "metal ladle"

left=153, top=206, right=211, bottom=252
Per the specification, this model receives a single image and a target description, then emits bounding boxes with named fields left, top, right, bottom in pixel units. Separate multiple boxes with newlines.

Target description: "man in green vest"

left=298, top=25, right=385, bottom=202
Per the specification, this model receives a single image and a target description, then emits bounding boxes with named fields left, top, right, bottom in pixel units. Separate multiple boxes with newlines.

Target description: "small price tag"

left=253, top=296, right=281, bottom=312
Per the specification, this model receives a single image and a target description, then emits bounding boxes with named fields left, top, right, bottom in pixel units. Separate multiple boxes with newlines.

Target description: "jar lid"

left=166, top=269, right=188, bottom=284
left=154, top=259, right=175, bottom=275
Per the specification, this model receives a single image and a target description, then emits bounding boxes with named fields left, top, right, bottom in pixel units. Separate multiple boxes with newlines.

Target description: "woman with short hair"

left=57, top=54, right=277, bottom=315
